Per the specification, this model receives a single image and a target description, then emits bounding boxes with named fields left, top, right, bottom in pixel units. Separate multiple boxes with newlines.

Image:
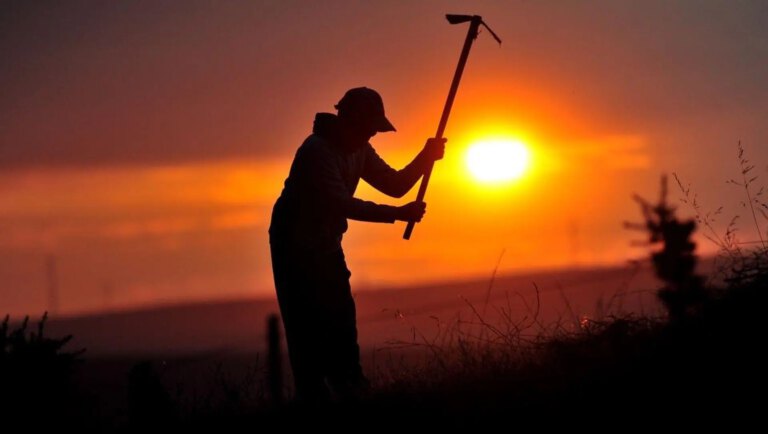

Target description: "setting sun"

left=466, top=139, right=530, bottom=183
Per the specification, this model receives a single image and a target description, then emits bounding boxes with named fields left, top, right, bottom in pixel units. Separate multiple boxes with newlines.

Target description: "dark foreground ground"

left=215, top=273, right=767, bottom=429
left=3, top=258, right=765, bottom=430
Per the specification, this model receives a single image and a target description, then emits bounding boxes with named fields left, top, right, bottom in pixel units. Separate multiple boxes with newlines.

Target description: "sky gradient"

left=2, top=0, right=767, bottom=316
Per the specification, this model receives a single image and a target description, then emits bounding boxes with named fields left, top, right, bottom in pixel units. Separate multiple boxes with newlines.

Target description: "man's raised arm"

left=362, top=138, right=446, bottom=198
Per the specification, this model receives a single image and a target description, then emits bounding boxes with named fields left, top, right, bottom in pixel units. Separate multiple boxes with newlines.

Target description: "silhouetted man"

left=269, top=87, right=445, bottom=402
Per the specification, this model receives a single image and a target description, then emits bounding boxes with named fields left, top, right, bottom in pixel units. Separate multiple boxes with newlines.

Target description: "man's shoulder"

left=297, top=134, right=336, bottom=158
left=296, top=134, right=335, bottom=162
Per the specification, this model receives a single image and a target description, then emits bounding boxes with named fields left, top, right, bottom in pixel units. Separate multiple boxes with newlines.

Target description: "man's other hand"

left=423, top=137, right=446, bottom=161
left=397, top=201, right=426, bottom=222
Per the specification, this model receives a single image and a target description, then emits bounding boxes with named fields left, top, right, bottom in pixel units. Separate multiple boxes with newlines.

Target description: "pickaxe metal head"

left=445, top=14, right=502, bottom=45
left=446, top=14, right=477, bottom=24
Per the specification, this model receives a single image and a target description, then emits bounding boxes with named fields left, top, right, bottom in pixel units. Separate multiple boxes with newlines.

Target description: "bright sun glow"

left=466, top=139, right=530, bottom=183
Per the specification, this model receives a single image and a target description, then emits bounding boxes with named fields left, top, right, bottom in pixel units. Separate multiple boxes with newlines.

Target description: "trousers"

left=269, top=241, right=366, bottom=401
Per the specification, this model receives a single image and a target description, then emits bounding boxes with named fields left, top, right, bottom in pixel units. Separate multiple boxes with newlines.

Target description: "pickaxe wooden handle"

left=404, top=14, right=500, bottom=240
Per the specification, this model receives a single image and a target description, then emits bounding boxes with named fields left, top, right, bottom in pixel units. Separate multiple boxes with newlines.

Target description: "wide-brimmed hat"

left=334, top=87, right=396, bottom=132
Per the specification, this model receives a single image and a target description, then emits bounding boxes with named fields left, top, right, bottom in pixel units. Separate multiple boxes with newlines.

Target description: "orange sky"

left=2, top=1, right=767, bottom=316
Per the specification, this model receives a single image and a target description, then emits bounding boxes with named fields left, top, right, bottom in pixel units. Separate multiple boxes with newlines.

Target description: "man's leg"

left=318, top=249, right=368, bottom=397
left=270, top=243, right=330, bottom=403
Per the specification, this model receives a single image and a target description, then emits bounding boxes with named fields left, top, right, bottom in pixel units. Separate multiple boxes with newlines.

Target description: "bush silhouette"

left=0, top=313, right=85, bottom=424
left=626, top=175, right=707, bottom=320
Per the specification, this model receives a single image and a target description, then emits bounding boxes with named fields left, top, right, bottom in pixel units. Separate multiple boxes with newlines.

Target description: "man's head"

left=335, top=87, right=396, bottom=142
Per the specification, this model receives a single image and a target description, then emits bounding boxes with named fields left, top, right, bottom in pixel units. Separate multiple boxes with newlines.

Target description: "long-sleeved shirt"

left=269, top=113, right=429, bottom=253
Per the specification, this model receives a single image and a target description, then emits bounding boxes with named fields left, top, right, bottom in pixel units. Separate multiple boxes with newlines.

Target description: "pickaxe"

left=404, top=14, right=502, bottom=240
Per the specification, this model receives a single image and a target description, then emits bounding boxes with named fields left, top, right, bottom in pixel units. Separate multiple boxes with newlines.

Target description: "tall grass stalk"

left=729, top=141, right=767, bottom=249
left=674, top=141, right=768, bottom=261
